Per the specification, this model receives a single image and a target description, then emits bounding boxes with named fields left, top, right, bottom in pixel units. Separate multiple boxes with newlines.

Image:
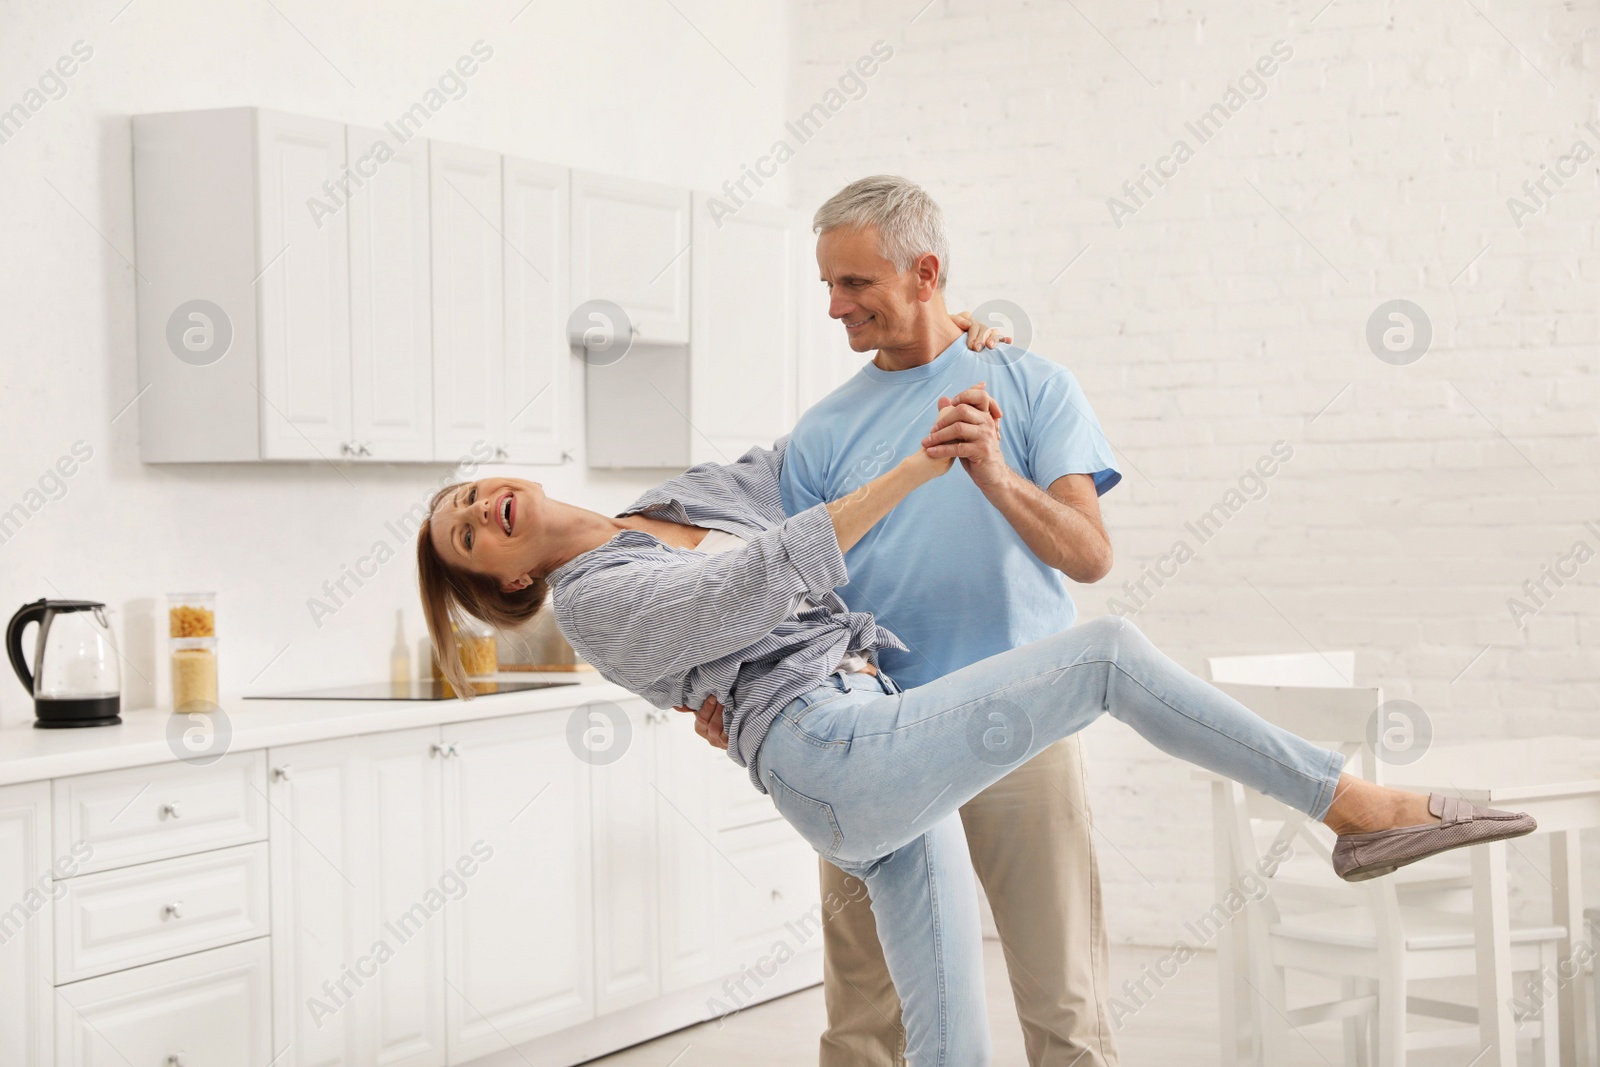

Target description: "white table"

left=1390, top=736, right=1600, bottom=1067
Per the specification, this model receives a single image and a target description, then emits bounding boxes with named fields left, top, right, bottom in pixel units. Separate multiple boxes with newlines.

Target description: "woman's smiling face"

left=427, top=477, right=547, bottom=589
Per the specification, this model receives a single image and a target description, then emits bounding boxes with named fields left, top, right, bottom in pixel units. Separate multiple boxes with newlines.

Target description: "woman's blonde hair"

left=416, top=483, right=549, bottom=697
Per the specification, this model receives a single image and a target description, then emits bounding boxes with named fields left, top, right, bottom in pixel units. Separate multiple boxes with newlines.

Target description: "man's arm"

left=922, top=384, right=1114, bottom=583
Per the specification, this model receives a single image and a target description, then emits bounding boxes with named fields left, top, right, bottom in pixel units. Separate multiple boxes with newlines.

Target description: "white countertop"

left=0, top=674, right=633, bottom=786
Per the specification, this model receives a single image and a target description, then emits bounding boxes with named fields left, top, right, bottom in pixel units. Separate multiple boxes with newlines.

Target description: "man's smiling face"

left=816, top=224, right=924, bottom=353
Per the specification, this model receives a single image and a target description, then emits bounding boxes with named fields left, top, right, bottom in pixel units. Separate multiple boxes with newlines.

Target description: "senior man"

left=688, top=175, right=1123, bottom=1067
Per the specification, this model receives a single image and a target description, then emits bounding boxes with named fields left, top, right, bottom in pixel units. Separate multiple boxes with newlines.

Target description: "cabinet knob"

left=167, top=1055, right=186, bottom=1067
left=771, top=889, right=783, bottom=902
left=272, top=765, right=293, bottom=782
left=359, top=442, right=372, bottom=457
left=494, top=445, right=509, bottom=460
left=160, top=801, right=182, bottom=819
left=560, top=449, right=575, bottom=464
left=339, top=441, right=353, bottom=456
left=163, top=901, right=184, bottom=920
left=431, top=742, right=458, bottom=758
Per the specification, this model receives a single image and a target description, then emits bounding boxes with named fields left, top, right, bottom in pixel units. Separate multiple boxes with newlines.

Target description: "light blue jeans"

left=753, top=615, right=1346, bottom=1067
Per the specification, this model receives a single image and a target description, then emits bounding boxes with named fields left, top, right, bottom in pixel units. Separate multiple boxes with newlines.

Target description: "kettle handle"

left=7, top=599, right=49, bottom=694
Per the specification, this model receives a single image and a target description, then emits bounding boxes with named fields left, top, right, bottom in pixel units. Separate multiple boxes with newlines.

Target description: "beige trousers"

left=817, top=735, right=1119, bottom=1067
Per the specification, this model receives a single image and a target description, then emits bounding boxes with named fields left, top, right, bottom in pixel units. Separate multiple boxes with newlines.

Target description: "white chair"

left=1208, top=652, right=1475, bottom=908
left=1205, top=652, right=1476, bottom=1065
left=1217, top=679, right=1567, bottom=1066
left=1588, top=909, right=1600, bottom=1063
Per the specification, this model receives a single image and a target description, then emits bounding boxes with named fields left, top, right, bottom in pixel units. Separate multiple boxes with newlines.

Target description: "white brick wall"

left=786, top=0, right=1599, bottom=943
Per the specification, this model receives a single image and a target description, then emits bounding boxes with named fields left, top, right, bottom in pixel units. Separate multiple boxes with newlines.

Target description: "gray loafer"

left=1332, top=793, right=1536, bottom=882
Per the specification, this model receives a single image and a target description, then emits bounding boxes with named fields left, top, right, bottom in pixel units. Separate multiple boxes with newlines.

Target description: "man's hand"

left=673, top=694, right=729, bottom=750
left=922, top=383, right=1010, bottom=491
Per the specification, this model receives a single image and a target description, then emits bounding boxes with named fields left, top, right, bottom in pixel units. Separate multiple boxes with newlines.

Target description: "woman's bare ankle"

left=1321, top=776, right=1438, bottom=835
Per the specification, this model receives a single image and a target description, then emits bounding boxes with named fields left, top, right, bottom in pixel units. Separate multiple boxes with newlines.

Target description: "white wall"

left=788, top=0, right=1600, bottom=941
left=0, top=0, right=793, bottom=726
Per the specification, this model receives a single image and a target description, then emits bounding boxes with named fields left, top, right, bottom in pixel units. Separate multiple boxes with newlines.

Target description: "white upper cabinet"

left=501, top=157, right=571, bottom=465
left=430, top=141, right=506, bottom=463
left=255, top=111, right=353, bottom=460
left=571, top=172, right=691, bottom=344
left=134, top=106, right=802, bottom=467
left=347, top=127, right=434, bottom=462
left=135, top=108, right=349, bottom=463
left=689, top=198, right=801, bottom=465
left=135, top=108, right=429, bottom=463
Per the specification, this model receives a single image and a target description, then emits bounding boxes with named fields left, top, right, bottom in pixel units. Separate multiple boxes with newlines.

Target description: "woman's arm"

left=557, top=449, right=950, bottom=687
left=827, top=449, right=951, bottom=553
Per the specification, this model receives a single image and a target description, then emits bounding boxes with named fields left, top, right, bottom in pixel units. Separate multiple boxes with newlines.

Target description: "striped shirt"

left=547, top=437, right=905, bottom=791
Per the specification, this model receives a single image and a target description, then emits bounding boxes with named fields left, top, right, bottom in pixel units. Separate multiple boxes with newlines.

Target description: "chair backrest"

left=1208, top=650, right=1356, bottom=688
left=1214, top=682, right=1398, bottom=919
left=1210, top=681, right=1384, bottom=784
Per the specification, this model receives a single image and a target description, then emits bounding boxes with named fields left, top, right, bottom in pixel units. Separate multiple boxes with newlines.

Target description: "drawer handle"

left=160, top=801, right=182, bottom=819
left=167, top=1055, right=186, bottom=1067
left=163, top=901, right=184, bottom=920
left=272, top=765, right=293, bottom=782
left=431, top=742, right=458, bottom=758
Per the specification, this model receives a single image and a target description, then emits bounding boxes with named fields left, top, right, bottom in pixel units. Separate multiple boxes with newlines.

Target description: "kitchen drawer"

left=55, top=842, right=270, bottom=983
left=55, top=937, right=271, bottom=1067
left=54, top=751, right=268, bottom=874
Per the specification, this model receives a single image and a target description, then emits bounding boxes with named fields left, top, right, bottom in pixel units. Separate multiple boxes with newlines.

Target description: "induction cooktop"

left=245, top=680, right=578, bottom=701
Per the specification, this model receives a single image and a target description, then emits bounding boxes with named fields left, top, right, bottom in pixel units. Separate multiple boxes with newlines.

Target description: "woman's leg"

left=835, top=814, right=991, bottom=1067
left=761, top=615, right=1347, bottom=866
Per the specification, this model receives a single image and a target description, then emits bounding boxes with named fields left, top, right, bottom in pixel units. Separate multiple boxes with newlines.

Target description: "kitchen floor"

left=584, top=942, right=1540, bottom=1065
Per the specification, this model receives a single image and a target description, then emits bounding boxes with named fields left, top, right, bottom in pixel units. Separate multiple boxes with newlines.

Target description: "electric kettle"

left=7, top=599, right=122, bottom=728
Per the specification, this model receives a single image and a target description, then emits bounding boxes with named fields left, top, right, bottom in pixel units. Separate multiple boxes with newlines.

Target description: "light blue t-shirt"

left=780, top=337, right=1121, bottom=690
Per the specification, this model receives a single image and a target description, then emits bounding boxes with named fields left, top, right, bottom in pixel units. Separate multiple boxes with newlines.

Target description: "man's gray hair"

left=812, top=175, right=949, bottom=289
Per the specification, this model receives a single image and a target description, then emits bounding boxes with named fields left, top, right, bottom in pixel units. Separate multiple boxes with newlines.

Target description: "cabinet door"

left=348, top=127, right=433, bottom=461
left=255, top=109, right=352, bottom=460
left=430, top=141, right=505, bottom=462
left=717, top=822, right=824, bottom=975
left=501, top=157, right=570, bottom=465
left=653, top=709, right=738, bottom=992
left=441, top=712, right=593, bottom=1061
left=689, top=198, right=799, bottom=465
left=589, top=699, right=660, bottom=1012
left=0, top=782, right=52, bottom=1067
left=55, top=937, right=271, bottom=1067
left=268, top=728, right=447, bottom=1067
left=571, top=171, right=691, bottom=343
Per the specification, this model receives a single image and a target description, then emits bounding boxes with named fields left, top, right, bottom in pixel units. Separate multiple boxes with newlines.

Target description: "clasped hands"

left=673, top=314, right=1012, bottom=749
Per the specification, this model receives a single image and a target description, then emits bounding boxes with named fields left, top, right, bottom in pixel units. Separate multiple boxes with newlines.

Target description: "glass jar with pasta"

left=168, top=592, right=218, bottom=711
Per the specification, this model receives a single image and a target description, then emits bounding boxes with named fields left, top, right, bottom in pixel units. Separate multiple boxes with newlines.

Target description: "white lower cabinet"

left=16, top=691, right=821, bottom=1067
left=54, top=937, right=272, bottom=1066
left=653, top=704, right=736, bottom=992
left=0, top=781, right=53, bottom=1066
left=441, top=711, right=595, bottom=1062
left=590, top=699, right=661, bottom=1011
left=268, top=726, right=449, bottom=1067
left=607, top=700, right=826, bottom=999
left=56, top=841, right=270, bottom=984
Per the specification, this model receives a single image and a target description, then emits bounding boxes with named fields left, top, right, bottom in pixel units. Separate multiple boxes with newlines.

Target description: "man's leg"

left=960, top=735, right=1120, bottom=1067
left=818, top=736, right=1117, bottom=1067
left=818, top=856, right=907, bottom=1067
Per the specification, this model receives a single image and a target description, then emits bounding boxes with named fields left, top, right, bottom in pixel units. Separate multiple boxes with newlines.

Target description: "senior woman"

left=415, top=401, right=1534, bottom=1067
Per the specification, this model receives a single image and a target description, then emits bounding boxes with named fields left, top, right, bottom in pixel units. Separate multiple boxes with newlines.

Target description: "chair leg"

left=1377, top=958, right=1407, bottom=1067
left=1257, top=961, right=1294, bottom=1067
left=1342, top=977, right=1365, bottom=1067
left=1535, top=945, right=1562, bottom=1067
